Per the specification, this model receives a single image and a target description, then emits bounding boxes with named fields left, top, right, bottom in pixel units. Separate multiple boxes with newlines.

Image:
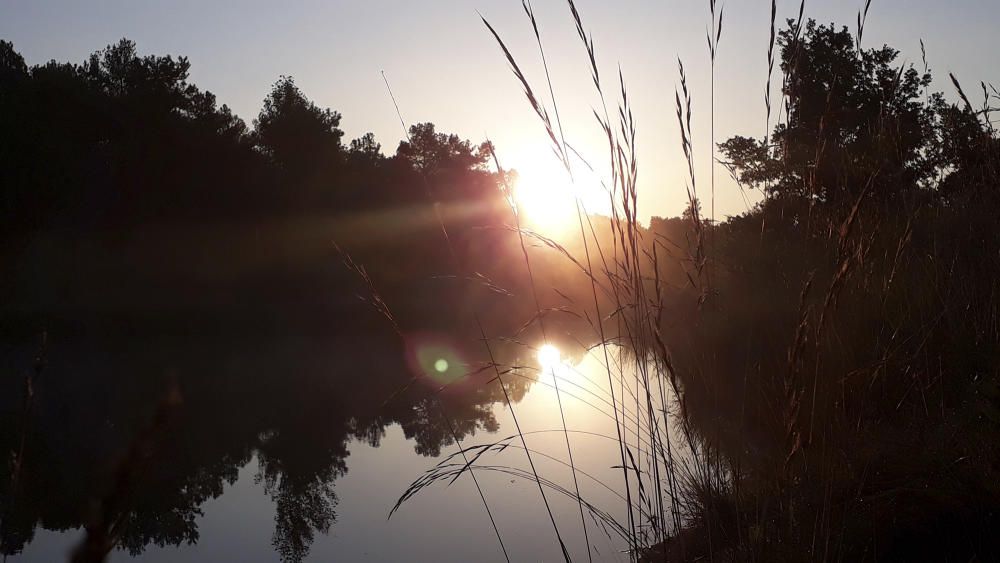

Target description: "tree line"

left=0, top=38, right=503, bottom=235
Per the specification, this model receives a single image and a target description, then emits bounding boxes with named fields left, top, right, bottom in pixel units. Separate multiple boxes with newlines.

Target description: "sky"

left=3, top=0, right=998, bottom=223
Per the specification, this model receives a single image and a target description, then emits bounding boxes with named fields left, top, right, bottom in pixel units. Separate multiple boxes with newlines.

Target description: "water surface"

left=2, top=312, right=646, bottom=562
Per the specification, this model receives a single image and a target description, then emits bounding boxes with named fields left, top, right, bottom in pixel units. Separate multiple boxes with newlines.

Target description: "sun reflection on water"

left=536, top=343, right=578, bottom=389
left=537, top=344, right=562, bottom=371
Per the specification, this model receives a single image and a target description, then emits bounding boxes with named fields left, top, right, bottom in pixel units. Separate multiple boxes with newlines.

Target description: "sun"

left=510, top=155, right=611, bottom=237
left=514, top=168, right=578, bottom=235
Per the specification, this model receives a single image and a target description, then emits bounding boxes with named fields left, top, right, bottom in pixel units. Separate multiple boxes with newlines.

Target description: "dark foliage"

left=650, top=20, right=1000, bottom=562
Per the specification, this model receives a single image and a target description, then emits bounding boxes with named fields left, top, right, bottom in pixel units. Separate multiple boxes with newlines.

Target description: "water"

left=1, top=313, right=650, bottom=562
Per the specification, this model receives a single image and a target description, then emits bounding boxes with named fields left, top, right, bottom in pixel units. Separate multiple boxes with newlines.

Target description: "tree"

left=348, top=132, right=384, bottom=167
left=0, top=40, right=27, bottom=84
left=254, top=76, right=344, bottom=179
left=82, top=39, right=200, bottom=115
left=720, top=21, right=934, bottom=208
left=395, top=123, right=489, bottom=174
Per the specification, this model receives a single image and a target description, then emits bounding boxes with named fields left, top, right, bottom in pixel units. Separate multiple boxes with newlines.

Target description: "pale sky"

left=3, top=0, right=998, bottom=223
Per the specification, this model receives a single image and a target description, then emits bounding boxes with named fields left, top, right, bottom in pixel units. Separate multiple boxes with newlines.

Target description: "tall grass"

left=396, top=0, right=723, bottom=559
left=392, top=0, right=1000, bottom=561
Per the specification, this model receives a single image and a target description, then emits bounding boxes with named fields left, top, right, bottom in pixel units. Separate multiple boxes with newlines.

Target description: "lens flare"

left=404, top=332, right=469, bottom=389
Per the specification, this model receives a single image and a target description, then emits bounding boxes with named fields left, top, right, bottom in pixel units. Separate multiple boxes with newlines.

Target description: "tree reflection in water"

left=0, top=309, right=537, bottom=563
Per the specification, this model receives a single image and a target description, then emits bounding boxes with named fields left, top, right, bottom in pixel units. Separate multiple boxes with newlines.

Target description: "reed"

left=394, top=1, right=1000, bottom=561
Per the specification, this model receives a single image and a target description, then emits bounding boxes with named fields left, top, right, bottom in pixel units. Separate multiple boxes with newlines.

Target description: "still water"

left=1, top=312, right=662, bottom=562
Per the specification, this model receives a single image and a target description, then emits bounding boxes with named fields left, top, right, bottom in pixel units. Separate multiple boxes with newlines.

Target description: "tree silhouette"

left=395, top=122, right=490, bottom=175
left=721, top=21, right=935, bottom=206
left=348, top=132, right=384, bottom=167
left=254, top=76, right=344, bottom=188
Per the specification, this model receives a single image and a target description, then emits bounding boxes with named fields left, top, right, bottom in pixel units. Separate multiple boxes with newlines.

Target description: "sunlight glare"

left=510, top=154, right=611, bottom=237
left=537, top=344, right=562, bottom=372
left=514, top=169, right=577, bottom=235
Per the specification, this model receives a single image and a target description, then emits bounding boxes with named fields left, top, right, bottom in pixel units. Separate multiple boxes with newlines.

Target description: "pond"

left=1, top=309, right=679, bottom=562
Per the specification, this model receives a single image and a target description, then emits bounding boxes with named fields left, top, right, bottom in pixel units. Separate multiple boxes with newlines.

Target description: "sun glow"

left=511, top=157, right=610, bottom=237
left=537, top=344, right=563, bottom=372
left=515, top=170, right=578, bottom=234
